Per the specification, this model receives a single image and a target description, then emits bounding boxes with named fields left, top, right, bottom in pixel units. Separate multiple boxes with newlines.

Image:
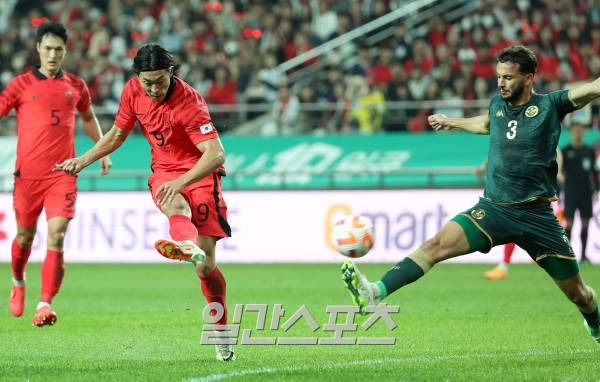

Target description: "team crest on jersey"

left=470, top=208, right=486, bottom=220
left=495, top=110, right=503, bottom=117
left=525, top=105, right=539, bottom=118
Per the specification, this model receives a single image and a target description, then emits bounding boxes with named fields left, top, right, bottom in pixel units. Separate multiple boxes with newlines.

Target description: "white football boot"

left=154, top=239, right=206, bottom=264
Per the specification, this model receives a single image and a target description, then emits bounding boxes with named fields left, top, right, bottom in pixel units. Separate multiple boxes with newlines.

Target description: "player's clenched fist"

left=428, top=114, right=450, bottom=131
left=99, top=156, right=112, bottom=176
left=53, top=157, right=86, bottom=175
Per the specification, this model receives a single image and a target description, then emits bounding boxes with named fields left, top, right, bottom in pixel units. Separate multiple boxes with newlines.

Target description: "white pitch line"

left=185, top=348, right=599, bottom=382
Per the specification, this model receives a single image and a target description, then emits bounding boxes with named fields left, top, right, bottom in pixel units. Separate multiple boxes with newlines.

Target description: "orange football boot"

left=32, top=305, right=57, bottom=327
left=484, top=265, right=507, bottom=280
left=154, top=239, right=206, bottom=263
left=9, top=285, right=25, bottom=317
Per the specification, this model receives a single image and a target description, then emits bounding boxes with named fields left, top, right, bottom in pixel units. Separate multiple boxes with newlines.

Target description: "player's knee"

left=16, top=232, right=35, bottom=248
left=47, top=231, right=66, bottom=249
left=422, top=235, right=450, bottom=263
left=162, top=201, right=191, bottom=217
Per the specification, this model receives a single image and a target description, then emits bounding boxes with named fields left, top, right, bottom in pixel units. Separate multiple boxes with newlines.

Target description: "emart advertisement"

left=0, top=190, right=598, bottom=263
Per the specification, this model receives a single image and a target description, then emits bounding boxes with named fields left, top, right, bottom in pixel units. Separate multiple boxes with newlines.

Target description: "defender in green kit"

left=340, top=45, right=600, bottom=345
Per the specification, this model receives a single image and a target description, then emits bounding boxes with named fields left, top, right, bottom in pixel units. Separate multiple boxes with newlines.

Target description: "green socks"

left=378, top=257, right=426, bottom=299
left=582, top=306, right=600, bottom=329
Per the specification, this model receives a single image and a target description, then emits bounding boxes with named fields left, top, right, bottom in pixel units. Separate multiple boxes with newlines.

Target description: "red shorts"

left=13, top=175, right=77, bottom=227
left=148, top=172, right=231, bottom=238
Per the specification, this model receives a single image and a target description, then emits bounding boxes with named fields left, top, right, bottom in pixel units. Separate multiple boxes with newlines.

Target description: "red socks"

left=13, top=240, right=66, bottom=304
left=11, top=239, right=32, bottom=281
left=169, top=215, right=198, bottom=242
left=503, top=242, right=516, bottom=264
left=199, top=267, right=228, bottom=325
left=171, top=215, right=225, bottom=324
left=40, top=250, right=65, bottom=303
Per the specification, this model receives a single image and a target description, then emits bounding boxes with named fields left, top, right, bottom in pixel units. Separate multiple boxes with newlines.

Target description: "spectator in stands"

left=1, top=0, right=600, bottom=136
left=344, top=75, right=385, bottom=134
left=262, top=82, right=300, bottom=135
left=311, top=2, right=338, bottom=43
left=256, top=53, right=284, bottom=102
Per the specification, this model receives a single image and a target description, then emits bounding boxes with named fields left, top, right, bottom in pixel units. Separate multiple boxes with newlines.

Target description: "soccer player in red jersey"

left=55, top=44, right=234, bottom=361
left=0, top=21, right=111, bottom=326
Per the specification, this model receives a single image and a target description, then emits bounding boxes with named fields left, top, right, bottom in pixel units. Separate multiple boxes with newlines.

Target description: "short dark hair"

left=133, top=44, right=174, bottom=74
left=497, top=45, right=538, bottom=75
left=36, top=21, right=68, bottom=44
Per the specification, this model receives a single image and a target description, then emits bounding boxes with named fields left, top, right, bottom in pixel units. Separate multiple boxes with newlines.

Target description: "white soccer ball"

left=330, top=214, right=374, bottom=258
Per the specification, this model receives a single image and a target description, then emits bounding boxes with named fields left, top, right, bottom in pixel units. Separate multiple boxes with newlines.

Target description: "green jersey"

left=485, top=90, right=577, bottom=205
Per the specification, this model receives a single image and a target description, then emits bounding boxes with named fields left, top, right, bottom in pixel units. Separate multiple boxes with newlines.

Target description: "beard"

left=501, top=81, right=525, bottom=103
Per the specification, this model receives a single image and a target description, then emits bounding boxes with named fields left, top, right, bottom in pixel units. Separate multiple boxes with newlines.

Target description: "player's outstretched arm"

left=155, top=137, right=225, bottom=206
left=81, top=106, right=112, bottom=175
left=568, top=77, right=600, bottom=109
left=54, top=124, right=129, bottom=175
left=428, top=113, right=490, bottom=135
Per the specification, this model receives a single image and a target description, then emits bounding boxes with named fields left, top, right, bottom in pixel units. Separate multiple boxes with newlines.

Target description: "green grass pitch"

left=1, top=262, right=599, bottom=381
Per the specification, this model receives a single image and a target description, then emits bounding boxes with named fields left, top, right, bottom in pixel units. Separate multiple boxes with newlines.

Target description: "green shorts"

left=451, top=197, right=579, bottom=280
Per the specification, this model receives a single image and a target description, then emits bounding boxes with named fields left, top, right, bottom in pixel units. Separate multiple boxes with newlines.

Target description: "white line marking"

left=185, top=348, right=599, bottom=382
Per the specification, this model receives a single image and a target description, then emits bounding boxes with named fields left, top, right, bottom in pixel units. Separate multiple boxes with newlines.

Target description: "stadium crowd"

left=1, top=0, right=600, bottom=134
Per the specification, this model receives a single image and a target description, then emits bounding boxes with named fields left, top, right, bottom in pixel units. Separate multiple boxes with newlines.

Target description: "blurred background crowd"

left=1, top=0, right=600, bottom=135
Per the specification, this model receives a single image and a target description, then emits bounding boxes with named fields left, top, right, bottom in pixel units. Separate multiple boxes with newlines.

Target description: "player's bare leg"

left=32, top=217, right=69, bottom=326
left=343, top=221, right=472, bottom=313
left=9, top=224, right=36, bottom=317
left=554, top=274, right=600, bottom=345
left=155, top=194, right=205, bottom=263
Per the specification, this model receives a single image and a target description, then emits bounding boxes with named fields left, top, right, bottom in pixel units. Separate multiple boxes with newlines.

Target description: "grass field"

left=0, top=262, right=599, bottom=381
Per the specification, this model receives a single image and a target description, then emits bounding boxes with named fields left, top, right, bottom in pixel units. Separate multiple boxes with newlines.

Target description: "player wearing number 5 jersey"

left=55, top=43, right=234, bottom=361
left=0, top=21, right=111, bottom=326
left=340, top=45, right=600, bottom=346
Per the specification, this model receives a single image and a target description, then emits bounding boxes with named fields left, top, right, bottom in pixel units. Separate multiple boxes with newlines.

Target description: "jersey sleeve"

left=547, top=90, right=578, bottom=120
left=76, top=78, right=92, bottom=113
left=183, top=93, right=219, bottom=145
left=0, top=77, right=22, bottom=116
left=114, top=80, right=137, bottom=131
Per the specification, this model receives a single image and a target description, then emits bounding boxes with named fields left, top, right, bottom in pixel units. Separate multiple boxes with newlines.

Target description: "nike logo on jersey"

left=199, top=122, right=214, bottom=134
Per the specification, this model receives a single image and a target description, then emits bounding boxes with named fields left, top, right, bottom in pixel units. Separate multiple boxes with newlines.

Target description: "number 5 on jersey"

left=506, top=120, right=517, bottom=140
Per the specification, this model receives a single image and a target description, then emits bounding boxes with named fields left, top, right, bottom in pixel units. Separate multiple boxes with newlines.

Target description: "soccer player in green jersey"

left=341, top=45, right=600, bottom=345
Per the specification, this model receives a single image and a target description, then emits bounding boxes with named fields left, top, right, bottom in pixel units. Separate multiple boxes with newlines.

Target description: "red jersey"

left=0, top=67, right=91, bottom=179
left=114, top=76, right=224, bottom=183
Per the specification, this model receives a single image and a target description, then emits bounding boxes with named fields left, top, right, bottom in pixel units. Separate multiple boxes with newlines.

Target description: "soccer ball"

left=330, top=214, right=374, bottom=258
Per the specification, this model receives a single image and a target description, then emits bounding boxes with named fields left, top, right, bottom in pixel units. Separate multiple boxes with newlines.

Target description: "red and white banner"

left=0, top=190, right=598, bottom=263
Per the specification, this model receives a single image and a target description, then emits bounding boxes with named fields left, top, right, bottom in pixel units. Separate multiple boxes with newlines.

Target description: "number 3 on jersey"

left=506, top=120, right=517, bottom=140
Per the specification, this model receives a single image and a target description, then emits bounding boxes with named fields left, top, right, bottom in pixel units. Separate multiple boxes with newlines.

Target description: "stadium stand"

left=1, top=0, right=599, bottom=136
left=1, top=0, right=599, bottom=192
